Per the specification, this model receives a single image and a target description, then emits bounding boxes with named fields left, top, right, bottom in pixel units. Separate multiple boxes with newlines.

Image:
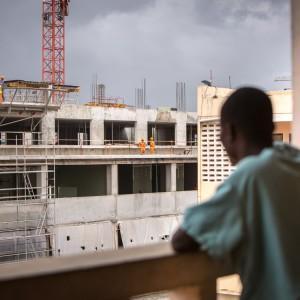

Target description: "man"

left=138, top=138, right=146, bottom=154
left=172, top=87, right=300, bottom=300
left=149, top=136, right=155, bottom=154
left=0, top=75, right=4, bottom=103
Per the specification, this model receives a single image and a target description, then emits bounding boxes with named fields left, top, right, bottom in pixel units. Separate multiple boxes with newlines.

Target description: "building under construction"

left=0, top=79, right=198, bottom=262
left=0, top=77, right=293, bottom=266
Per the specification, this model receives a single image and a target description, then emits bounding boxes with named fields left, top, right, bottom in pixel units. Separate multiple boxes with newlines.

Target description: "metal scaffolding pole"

left=0, top=133, right=56, bottom=263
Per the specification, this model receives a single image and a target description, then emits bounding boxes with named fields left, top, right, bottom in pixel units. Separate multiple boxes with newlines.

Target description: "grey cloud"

left=194, top=0, right=289, bottom=26
left=0, top=0, right=291, bottom=111
left=70, top=0, right=156, bottom=26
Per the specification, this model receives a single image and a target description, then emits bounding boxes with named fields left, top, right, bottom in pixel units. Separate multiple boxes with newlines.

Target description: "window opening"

left=104, top=121, right=135, bottom=145
left=55, top=119, right=90, bottom=145
left=147, top=123, right=175, bottom=146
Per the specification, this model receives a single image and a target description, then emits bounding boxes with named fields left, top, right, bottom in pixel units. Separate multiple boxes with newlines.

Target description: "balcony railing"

left=0, top=132, right=198, bottom=149
left=0, top=242, right=234, bottom=300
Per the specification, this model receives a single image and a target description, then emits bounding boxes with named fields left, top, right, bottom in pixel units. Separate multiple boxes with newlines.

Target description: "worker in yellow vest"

left=138, top=139, right=146, bottom=154
left=149, top=136, right=155, bottom=154
left=0, top=75, right=4, bottom=103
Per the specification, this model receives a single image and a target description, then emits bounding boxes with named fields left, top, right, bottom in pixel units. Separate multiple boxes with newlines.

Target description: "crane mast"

left=42, top=0, right=70, bottom=85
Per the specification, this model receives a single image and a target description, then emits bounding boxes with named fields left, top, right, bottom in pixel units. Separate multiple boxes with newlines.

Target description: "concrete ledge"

left=0, top=243, right=233, bottom=300
left=0, top=146, right=197, bottom=160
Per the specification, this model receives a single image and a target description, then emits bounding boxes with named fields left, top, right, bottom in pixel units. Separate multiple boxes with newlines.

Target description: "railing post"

left=292, top=0, right=300, bottom=146
left=169, top=282, right=216, bottom=300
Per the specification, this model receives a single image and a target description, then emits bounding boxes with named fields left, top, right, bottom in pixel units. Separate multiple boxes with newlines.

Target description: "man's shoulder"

left=229, top=143, right=300, bottom=186
left=226, top=148, right=276, bottom=188
left=238, top=148, right=274, bottom=173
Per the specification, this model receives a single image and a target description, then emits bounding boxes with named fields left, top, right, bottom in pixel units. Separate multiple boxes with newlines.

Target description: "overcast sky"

left=0, top=0, right=291, bottom=110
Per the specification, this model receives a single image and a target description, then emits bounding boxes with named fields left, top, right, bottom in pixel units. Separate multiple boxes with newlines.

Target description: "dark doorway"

left=186, top=124, right=197, bottom=146
left=118, top=165, right=133, bottom=194
left=0, top=118, right=41, bottom=145
left=118, top=164, right=166, bottom=194
left=55, top=119, right=90, bottom=145
left=147, top=123, right=175, bottom=145
left=56, top=165, right=107, bottom=197
left=104, top=121, right=135, bottom=144
left=184, top=163, right=197, bottom=190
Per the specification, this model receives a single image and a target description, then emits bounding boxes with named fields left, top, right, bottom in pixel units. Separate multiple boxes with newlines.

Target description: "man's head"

left=220, top=87, right=274, bottom=165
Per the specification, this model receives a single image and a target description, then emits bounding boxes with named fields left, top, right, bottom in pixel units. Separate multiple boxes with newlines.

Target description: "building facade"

left=197, top=85, right=292, bottom=201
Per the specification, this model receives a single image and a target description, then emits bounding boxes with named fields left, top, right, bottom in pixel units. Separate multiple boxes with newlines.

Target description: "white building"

left=197, top=85, right=292, bottom=201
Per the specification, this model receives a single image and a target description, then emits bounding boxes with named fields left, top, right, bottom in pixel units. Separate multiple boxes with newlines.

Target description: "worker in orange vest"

left=138, top=138, right=146, bottom=154
left=0, top=75, right=4, bottom=103
left=149, top=136, right=155, bottom=154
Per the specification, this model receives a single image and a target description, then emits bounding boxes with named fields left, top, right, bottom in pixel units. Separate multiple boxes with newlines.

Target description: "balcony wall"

left=0, top=242, right=237, bottom=300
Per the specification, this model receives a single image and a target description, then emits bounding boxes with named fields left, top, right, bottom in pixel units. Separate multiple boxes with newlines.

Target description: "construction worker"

left=149, top=136, right=155, bottom=154
left=138, top=138, right=146, bottom=154
left=0, top=75, right=4, bottom=103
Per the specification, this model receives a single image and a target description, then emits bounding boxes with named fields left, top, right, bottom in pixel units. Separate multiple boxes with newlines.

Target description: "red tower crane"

left=42, top=0, right=70, bottom=85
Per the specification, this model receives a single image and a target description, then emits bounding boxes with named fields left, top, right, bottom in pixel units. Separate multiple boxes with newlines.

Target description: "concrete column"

left=135, top=121, right=148, bottom=144
left=166, top=163, right=177, bottom=192
left=176, top=114, right=187, bottom=146
left=135, top=110, right=148, bottom=143
left=292, top=0, right=300, bottom=147
left=41, top=113, right=55, bottom=145
left=36, top=165, right=48, bottom=201
left=107, top=164, right=118, bottom=195
left=90, top=119, right=104, bottom=145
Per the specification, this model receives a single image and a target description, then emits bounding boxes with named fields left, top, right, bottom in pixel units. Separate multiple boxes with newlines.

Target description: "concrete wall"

left=175, top=112, right=188, bottom=146
left=52, top=191, right=196, bottom=225
left=0, top=190, right=197, bottom=257
left=117, top=191, right=196, bottom=219
left=51, top=191, right=196, bottom=256
left=53, top=214, right=181, bottom=256
left=0, top=190, right=196, bottom=257
left=119, top=216, right=180, bottom=247
left=52, top=196, right=116, bottom=225
left=45, top=105, right=197, bottom=146
left=197, top=85, right=293, bottom=119
left=54, top=222, right=116, bottom=256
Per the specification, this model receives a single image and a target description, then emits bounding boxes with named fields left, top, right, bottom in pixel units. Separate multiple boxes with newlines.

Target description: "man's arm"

left=171, top=227, right=199, bottom=253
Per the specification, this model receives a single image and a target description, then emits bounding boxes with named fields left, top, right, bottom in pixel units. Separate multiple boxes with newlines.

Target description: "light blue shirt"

left=182, top=143, right=300, bottom=300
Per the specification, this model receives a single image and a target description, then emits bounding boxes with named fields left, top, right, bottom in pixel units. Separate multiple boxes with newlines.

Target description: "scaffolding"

left=0, top=135, right=56, bottom=263
left=1, top=80, right=80, bottom=113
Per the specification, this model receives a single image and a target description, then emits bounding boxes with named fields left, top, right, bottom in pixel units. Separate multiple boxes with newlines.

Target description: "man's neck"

left=237, top=141, right=272, bottom=162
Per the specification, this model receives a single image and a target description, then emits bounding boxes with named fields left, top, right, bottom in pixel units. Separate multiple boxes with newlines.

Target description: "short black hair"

left=221, top=87, right=274, bottom=144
